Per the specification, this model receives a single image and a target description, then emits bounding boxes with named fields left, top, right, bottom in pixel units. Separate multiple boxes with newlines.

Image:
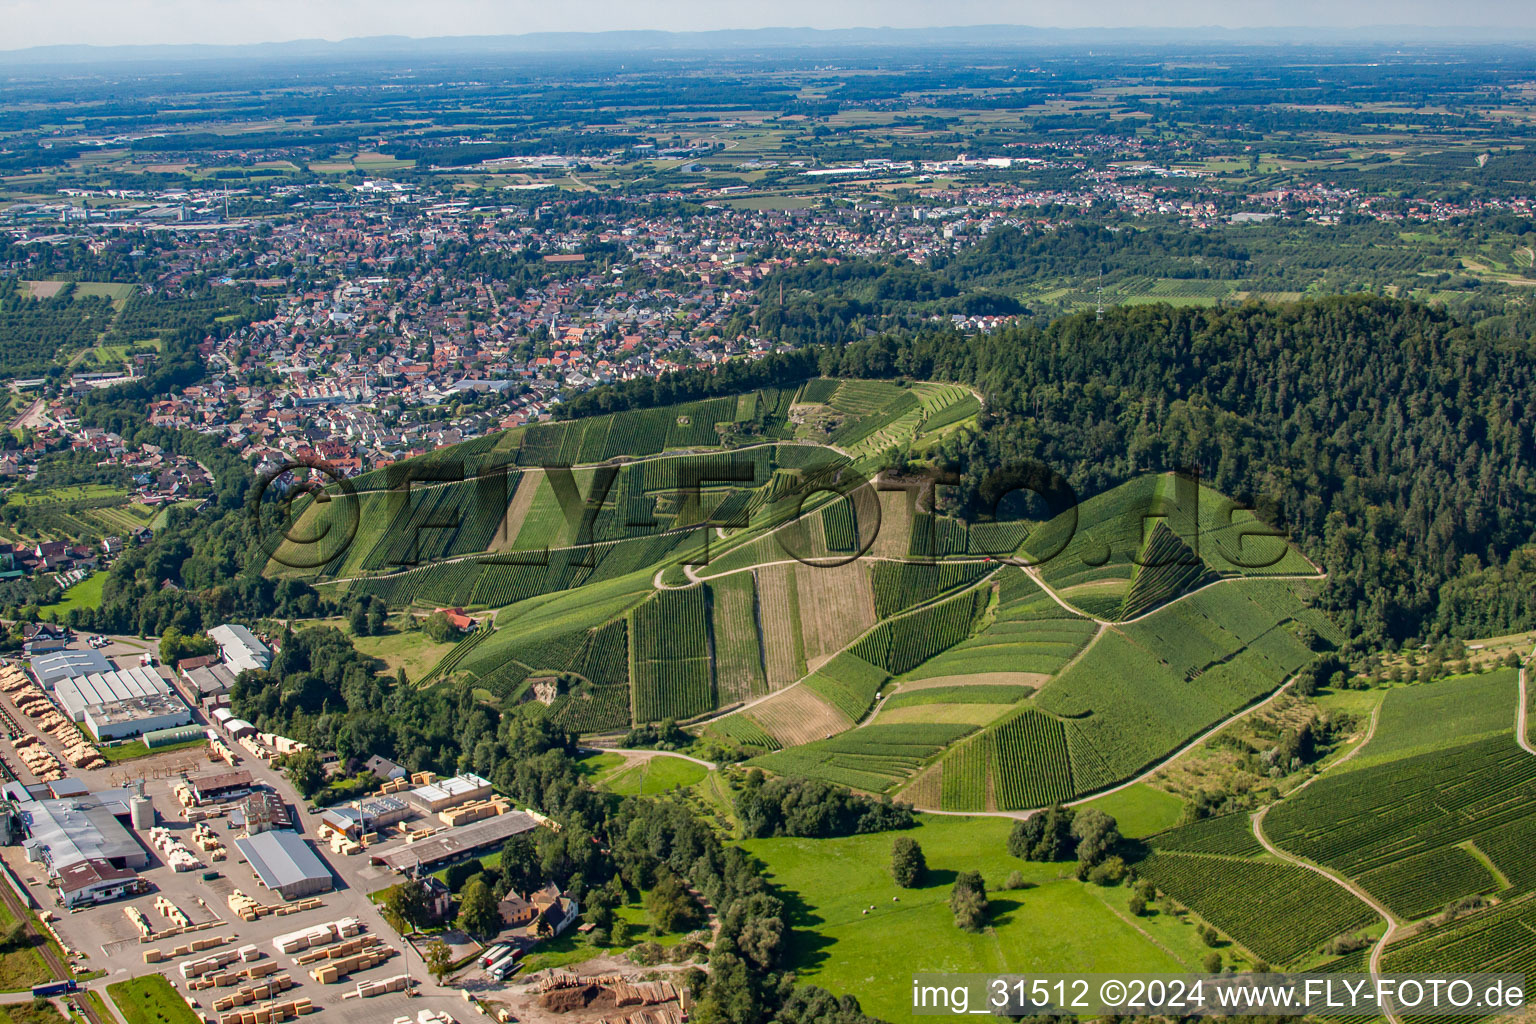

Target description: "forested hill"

left=571, top=296, right=1536, bottom=646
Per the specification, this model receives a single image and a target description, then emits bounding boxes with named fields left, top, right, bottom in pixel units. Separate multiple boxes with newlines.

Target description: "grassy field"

left=37, top=572, right=106, bottom=616
left=0, top=893, right=52, bottom=991
left=0, top=1002, right=68, bottom=1024
left=100, top=736, right=206, bottom=763
left=742, top=814, right=1214, bottom=1021
left=351, top=619, right=460, bottom=681
left=1076, top=783, right=1186, bottom=838
left=106, top=976, right=199, bottom=1024
left=592, top=754, right=708, bottom=795
left=5, top=484, right=125, bottom=506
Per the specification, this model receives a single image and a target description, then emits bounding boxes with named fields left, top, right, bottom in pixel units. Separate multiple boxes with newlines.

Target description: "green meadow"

left=742, top=814, right=1217, bottom=1021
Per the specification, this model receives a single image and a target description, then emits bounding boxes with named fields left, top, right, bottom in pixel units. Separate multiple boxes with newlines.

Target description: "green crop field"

left=1343, top=669, right=1517, bottom=767
left=592, top=754, right=708, bottom=795
left=749, top=723, right=974, bottom=793
left=1262, top=670, right=1536, bottom=920
left=1135, top=852, right=1377, bottom=965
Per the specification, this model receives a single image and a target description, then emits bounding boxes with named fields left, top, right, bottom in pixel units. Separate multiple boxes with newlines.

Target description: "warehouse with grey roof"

left=234, top=830, right=334, bottom=900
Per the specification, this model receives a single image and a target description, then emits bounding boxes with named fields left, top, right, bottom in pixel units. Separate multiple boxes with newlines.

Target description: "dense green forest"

left=567, top=295, right=1536, bottom=647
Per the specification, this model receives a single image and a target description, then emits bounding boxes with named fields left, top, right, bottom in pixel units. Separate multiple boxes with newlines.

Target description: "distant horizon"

left=6, top=3, right=1536, bottom=58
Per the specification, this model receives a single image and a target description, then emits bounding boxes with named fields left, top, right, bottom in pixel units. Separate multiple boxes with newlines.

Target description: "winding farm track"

left=1517, top=658, right=1534, bottom=757
left=1251, top=803, right=1403, bottom=1024
left=1248, top=697, right=1394, bottom=1020
left=576, top=746, right=718, bottom=770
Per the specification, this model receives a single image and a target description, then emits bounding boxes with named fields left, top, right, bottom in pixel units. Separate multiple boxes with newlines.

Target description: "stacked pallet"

left=438, top=796, right=509, bottom=827
left=124, top=906, right=153, bottom=938
left=143, top=933, right=235, bottom=964
left=153, top=895, right=191, bottom=929
left=178, top=943, right=262, bottom=980
left=292, top=934, right=381, bottom=966
left=308, top=947, right=394, bottom=983
left=215, top=995, right=314, bottom=1024
left=230, top=891, right=324, bottom=923
left=187, top=957, right=282, bottom=990
left=348, top=974, right=417, bottom=999
left=211, top=974, right=295, bottom=1011
left=192, top=823, right=228, bottom=860
left=148, top=827, right=202, bottom=871
left=271, top=918, right=363, bottom=955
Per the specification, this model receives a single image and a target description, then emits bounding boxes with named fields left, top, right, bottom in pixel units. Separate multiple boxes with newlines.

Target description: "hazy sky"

left=4, top=0, right=1536, bottom=50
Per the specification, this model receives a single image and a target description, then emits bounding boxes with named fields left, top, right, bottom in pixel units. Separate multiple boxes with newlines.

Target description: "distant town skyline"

left=5, top=1, right=1536, bottom=52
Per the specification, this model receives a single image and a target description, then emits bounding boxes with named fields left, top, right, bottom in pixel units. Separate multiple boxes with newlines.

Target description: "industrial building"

left=211, top=708, right=257, bottom=740
left=142, top=724, right=207, bottom=749
left=233, top=791, right=293, bottom=834
left=84, top=694, right=192, bottom=741
left=208, top=624, right=272, bottom=675
left=190, top=770, right=254, bottom=805
left=234, top=830, right=334, bottom=900
left=179, top=659, right=237, bottom=703
left=48, top=664, right=192, bottom=741
left=406, top=772, right=493, bottom=813
left=374, top=810, right=539, bottom=874
left=29, top=648, right=111, bottom=689
left=57, top=858, right=144, bottom=909
left=318, top=795, right=411, bottom=838
left=18, top=789, right=150, bottom=871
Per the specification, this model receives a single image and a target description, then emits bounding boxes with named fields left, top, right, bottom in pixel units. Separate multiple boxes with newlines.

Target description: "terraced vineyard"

left=265, top=381, right=1332, bottom=812
left=631, top=587, right=715, bottom=721
left=1264, top=727, right=1536, bottom=918
left=1147, top=812, right=1267, bottom=858
left=989, top=709, right=1074, bottom=810
left=748, top=723, right=976, bottom=793
left=1380, top=893, right=1536, bottom=981
left=1134, top=852, right=1377, bottom=965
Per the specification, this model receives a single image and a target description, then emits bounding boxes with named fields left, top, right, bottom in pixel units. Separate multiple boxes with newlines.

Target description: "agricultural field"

left=794, top=560, right=876, bottom=668
left=1342, top=669, right=1517, bottom=767
left=1379, top=893, right=1536, bottom=981
left=748, top=723, right=974, bottom=793
left=1034, top=577, right=1322, bottom=787
left=745, top=685, right=854, bottom=747
left=631, top=586, right=715, bottom=721
left=1262, top=671, right=1536, bottom=918
left=754, top=563, right=807, bottom=688
left=708, top=572, right=768, bottom=703
left=1133, top=851, right=1377, bottom=965
left=273, top=385, right=1340, bottom=801
left=1022, top=474, right=1318, bottom=619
